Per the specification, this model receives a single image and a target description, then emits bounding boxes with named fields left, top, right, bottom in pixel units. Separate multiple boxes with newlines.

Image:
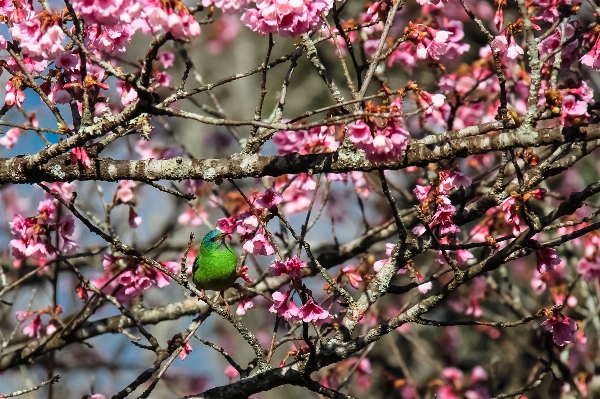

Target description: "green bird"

left=192, top=230, right=238, bottom=312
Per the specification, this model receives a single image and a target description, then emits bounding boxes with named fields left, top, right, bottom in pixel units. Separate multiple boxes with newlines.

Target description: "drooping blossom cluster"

left=269, top=255, right=307, bottom=278
left=94, top=253, right=181, bottom=302
left=413, top=167, right=472, bottom=237
left=16, top=305, right=63, bottom=339
left=116, top=180, right=143, bottom=229
left=241, top=0, right=332, bottom=37
left=386, top=10, right=469, bottom=71
left=271, top=127, right=370, bottom=212
left=346, top=97, right=412, bottom=163
left=535, top=245, right=562, bottom=274
left=9, top=199, right=77, bottom=265
left=0, top=128, right=22, bottom=150
left=273, top=125, right=339, bottom=156
left=542, top=312, right=577, bottom=346
left=265, top=255, right=331, bottom=323
left=500, top=188, right=547, bottom=236
left=215, top=189, right=282, bottom=256
left=72, top=0, right=200, bottom=40
left=269, top=290, right=331, bottom=324
left=436, top=366, right=490, bottom=399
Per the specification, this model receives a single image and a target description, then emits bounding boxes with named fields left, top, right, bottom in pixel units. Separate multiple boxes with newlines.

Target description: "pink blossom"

left=443, top=367, right=463, bottom=382
left=373, top=243, right=395, bottom=272
left=15, top=310, right=34, bottom=322
left=417, top=91, right=446, bottom=114
left=87, top=24, right=134, bottom=54
left=242, top=229, right=275, bottom=256
left=501, top=196, right=522, bottom=235
left=157, top=51, right=175, bottom=68
left=116, top=180, right=136, bottom=203
left=238, top=265, right=253, bottom=283
left=116, top=81, right=138, bottom=106
left=538, top=23, right=577, bottom=67
left=5, top=78, right=25, bottom=108
left=451, top=169, right=472, bottom=189
left=273, top=125, right=338, bottom=155
left=178, top=208, right=207, bottom=226
left=103, top=253, right=118, bottom=270
left=9, top=201, right=77, bottom=261
left=274, top=174, right=316, bottom=214
left=269, top=291, right=293, bottom=318
left=542, top=314, right=577, bottom=346
left=71, top=147, right=92, bottom=168
left=22, top=314, right=43, bottom=338
left=347, top=119, right=410, bottom=163
left=216, top=216, right=236, bottom=238
left=506, top=36, right=524, bottom=59
left=72, top=0, right=141, bottom=25
left=388, top=42, right=418, bottom=70
left=179, top=342, right=193, bottom=360
left=418, top=29, right=450, bottom=60
left=347, top=121, right=373, bottom=145
left=255, top=188, right=283, bottom=208
left=577, top=257, right=600, bottom=281
left=55, top=52, right=79, bottom=70
left=561, top=94, right=589, bottom=126
left=342, top=266, right=362, bottom=289
left=203, top=0, right=247, bottom=13
left=224, top=365, right=239, bottom=379
left=465, top=277, right=486, bottom=318
left=7, top=56, right=47, bottom=74
left=128, top=206, right=142, bottom=228
left=236, top=213, right=259, bottom=240
left=470, top=366, right=488, bottom=383
left=154, top=261, right=180, bottom=288
left=133, top=1, right=200, bottom=40
left=269, top=256, right=307, bottom=278
left=236, top=294, right=254, bottom=316
left=413, top=185, right=431, bottom=202
left=46, top=320, right=58, bottom=335
left=207, top=14, right=241, bottom=53
left=297, top=298, right=331, bottom=323
left=417, top=273, right=432, bottom=294
left=118, top=265, right=158, bottom=298
left=535, top=247, right=562, bottom=273
left=0, top=128, right=21, bottom=149
left=241, top=0, right=332, bottom=37
left=354, top=358, right=372, bottom=390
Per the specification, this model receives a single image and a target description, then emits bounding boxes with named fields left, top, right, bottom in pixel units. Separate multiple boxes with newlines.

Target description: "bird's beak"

left=216, top=232, right=228, bottom=244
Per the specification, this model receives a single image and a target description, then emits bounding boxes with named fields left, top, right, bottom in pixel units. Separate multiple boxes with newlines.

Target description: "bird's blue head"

left=201, top=230, right=227, bottom=250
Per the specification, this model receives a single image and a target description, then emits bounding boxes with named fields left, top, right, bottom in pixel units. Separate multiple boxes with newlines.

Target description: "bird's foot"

left=195, top=289, right=206, bottom=301
left=220, top=290, right=231, bottom=316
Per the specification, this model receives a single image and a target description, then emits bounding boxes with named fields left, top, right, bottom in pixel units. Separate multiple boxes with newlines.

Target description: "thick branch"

left=2, top=123, right=597, bottom=184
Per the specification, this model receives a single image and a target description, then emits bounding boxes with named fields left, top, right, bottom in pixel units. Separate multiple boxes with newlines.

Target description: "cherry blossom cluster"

left=346, top=97, right=412, bottom=163
left=216, top=188, right=282, bottom=256
left=241, top=0, right=332, bottom=37
left=94, top=253, right=181, bottom=302
left=72, top=0, right=200, bottom=40
left=271, top=126, right=371, bottom=212
left=437, top=366, right=489, bottom=399
left=270, top=290, right=331, bottom=324
left=265, top=256, right=332, bottom=324
left=9, top=198, right=77, bottom=266
left=386, top=8, right=469, bottom=70
left=413, top=167, right=472, bottom=237
left=116, top=180, right=143, bottom=229
left=542, top=311, right=577, bottom=347
left=16, top=305, right=62, bottom=339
